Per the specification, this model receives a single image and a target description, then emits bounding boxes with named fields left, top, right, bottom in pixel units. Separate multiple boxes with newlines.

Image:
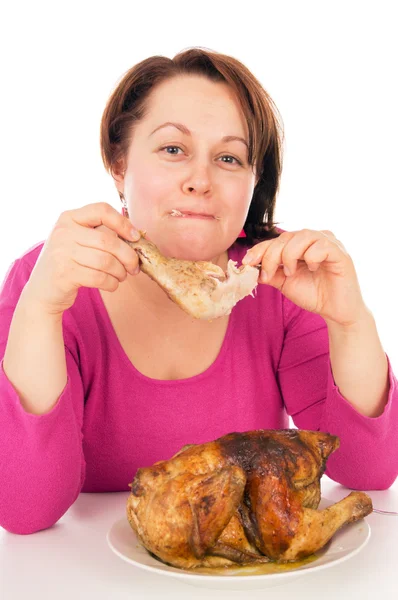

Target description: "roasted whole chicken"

left=126, top=430, right=373, bottom=569
left=122, top=233, right=259, bottom=320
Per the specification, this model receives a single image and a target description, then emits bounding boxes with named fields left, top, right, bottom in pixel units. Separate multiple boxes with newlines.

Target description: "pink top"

left=0, top=241, right=397, bottom=534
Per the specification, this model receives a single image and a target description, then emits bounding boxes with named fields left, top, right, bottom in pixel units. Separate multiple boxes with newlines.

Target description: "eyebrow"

left=149, top=121, right=249, bottom=149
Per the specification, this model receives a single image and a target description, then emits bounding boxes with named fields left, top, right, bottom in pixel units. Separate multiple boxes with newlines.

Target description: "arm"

left=277, top=297, right=398, bottom=490
left=1, top=204, right=140, bottom=533
left=3, top=291, right=68, bottom=415
left=243, top=228, right=398, bottom=489
left=0, top=257, right=86, bottom=534
left=325, top=308, right=389, bottom=418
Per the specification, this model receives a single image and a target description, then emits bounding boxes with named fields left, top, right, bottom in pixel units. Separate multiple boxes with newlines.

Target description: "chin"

left=144, top=221, right=237, bottom=262
left=155, top=234, right=224, bottom=262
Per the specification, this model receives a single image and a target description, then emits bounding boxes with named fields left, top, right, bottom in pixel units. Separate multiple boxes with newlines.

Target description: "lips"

left=169, top=209, right=220, bottom=220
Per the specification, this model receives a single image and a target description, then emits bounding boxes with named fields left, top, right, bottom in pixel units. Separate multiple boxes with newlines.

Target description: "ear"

left=110, top=159, right=126, bottom=197
left=111, top=159, right=126, bottom=182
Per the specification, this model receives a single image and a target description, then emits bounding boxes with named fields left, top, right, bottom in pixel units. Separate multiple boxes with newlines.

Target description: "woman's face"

left=115, top=75, right=258, bottom=261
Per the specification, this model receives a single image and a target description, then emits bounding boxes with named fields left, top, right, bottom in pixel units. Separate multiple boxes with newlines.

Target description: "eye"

left=220, top=155, right=243, bottom=166
left=160, top=146, right=243, bottom=166
left=160, top=145, right=183, bottom=155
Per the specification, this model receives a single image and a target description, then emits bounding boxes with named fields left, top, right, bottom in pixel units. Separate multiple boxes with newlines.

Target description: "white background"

left=0, top=0, right=396, bottom=365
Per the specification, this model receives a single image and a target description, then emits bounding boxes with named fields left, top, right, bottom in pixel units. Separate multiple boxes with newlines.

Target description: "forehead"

left=142, top=75, right=248, bottom=137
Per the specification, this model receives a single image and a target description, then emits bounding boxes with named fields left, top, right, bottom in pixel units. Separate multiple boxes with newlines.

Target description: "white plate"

left=107, top=497, right=371, bottom=590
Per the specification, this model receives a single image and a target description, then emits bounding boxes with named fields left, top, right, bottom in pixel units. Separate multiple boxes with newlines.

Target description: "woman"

left=0, top=48, right=397, bottom=535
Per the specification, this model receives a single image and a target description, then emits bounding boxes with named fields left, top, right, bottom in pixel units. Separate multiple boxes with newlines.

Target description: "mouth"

left=169, top=209, right=220, bottom=220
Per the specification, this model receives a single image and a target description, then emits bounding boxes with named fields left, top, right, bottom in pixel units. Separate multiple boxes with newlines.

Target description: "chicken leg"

left=121, top=233, right=259, bottom=320
left=280, top=492, right=373, bottom=560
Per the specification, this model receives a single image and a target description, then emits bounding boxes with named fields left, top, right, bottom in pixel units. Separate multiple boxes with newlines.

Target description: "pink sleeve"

left=277, top=296, right=398, bottom=491
left=0, top=258, right=86, bottom=534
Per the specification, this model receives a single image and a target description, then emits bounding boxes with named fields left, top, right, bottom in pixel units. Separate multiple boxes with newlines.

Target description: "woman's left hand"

left=242, top=229, right=367, bottom=327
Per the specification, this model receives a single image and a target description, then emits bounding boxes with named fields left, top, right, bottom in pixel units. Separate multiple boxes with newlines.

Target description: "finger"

left=320, top=230, right=348, bottom=253
left=242, top=240, right=272, bottom=266
left=69, top=262, right=122, bottom=293
left=72, top=223, right=140, bottom=275
left=279, top=236, right=300, bottom=276
left=258, top=263, right=286, bottom=288
left=302, top=238, right=340, bottom=270
left=72, top=246, right=131, bottom=281
left=67, top=202, right=140, bottom=241
left=278, top=230, right=330, bottom=276
left=260, top=232, right=295, bottom=280
left=320, top=230, right=336, bottom=238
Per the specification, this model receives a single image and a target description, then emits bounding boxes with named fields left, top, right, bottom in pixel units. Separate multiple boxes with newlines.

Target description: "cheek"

left=223, top=178, right=254, bottom=216
left=130, top=162, right=170, bottom=196
left=125, top=163, right=174, bottom=221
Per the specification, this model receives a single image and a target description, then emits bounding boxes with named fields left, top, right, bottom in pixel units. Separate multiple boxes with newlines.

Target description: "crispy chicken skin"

left=122, top=234, right=259, bottom=320
left=126, top=430, right=373, bottom=569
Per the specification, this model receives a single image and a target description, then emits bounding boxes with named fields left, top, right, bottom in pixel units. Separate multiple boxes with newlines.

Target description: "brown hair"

left=100, top=47, right=284, bottom=244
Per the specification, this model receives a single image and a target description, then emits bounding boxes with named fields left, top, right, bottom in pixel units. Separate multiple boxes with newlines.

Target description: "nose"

left=182, top=160, right=212, bottom=196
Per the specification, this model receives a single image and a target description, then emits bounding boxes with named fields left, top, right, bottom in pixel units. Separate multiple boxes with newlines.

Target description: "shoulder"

left=17, top=240, right=45, bottom=265
left=1, top=241, right=45, bottom=292
left=5, top=240, right=44, bottom=273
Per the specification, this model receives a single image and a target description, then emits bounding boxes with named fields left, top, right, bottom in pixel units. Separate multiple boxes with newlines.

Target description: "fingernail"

left=129, top=265, right=140, bottom=275
left=284, top=266, right=291, bottom=276
left=242, top=252, right=255, bottom=265
left=260, top=270, right=268, bottom=282
left=129, top=227, right=140, bottom=242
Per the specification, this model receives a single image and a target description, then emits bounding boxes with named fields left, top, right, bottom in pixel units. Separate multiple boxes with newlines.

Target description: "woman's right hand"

left=21, top=202, right=141, bottom=316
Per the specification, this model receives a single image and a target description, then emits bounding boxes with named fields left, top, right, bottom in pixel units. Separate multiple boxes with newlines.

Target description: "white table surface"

left=1, top=476, right=397, bottom=600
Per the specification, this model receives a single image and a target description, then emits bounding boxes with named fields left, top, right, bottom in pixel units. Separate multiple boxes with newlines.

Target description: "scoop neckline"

left=91, top=245, right=241, bottom=386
